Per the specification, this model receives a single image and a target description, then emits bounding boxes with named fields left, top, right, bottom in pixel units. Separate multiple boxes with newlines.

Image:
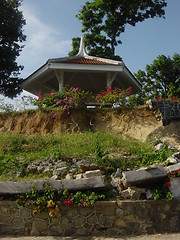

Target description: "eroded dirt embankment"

left=0, top=107, right=180, bottom=147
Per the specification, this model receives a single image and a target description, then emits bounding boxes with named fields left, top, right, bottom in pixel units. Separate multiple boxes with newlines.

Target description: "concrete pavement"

left=1, top=233, right=180, bottom=240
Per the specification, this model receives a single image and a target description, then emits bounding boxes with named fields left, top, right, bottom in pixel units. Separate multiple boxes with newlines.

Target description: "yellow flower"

left=47, top=200, right=55, bottom=208
left=33, top=206, right=40, bottom=215
left=49, top=209, right=55, bottom=217
left=54, top=205, right=59, bottom=215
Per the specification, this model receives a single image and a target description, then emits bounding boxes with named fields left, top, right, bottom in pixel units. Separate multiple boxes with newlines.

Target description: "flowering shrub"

left=128, top=93, right=148, bottom=106
left=58, top=189, right=105, bottom=208
left=152, top=168, right=180, bottom=200
left=96, top=86, right=131, bottom=107
left=16, top=185, right=59, bottom=217
left=16, top=186, right=105, bottom=216
left=157, top=96, right=180, bottom=102
left=34, top=87, right=91, bottom=115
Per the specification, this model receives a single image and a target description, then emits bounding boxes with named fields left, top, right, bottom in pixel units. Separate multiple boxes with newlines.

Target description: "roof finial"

left=77, top=35, right=88, bottom=57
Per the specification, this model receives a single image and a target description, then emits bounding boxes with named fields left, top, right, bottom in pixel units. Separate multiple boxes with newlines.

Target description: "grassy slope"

left=0, top=132, right=172, bottom=181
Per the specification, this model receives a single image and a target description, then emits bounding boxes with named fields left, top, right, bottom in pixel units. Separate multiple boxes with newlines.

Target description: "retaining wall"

left=0, top=200, right=180, bottom=237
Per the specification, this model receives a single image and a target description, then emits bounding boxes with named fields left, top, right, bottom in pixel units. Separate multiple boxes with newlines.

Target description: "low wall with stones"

left=147, top=99, right=180, bottom=126
left=1, top=199, right=180, bottom=237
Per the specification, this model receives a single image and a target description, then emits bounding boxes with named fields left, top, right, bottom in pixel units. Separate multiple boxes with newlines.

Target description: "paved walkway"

left=1, top=233, right=180, bottom=240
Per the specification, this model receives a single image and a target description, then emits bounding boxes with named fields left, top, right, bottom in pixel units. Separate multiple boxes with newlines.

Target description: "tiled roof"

left=61, top=57, right=116, bottom=65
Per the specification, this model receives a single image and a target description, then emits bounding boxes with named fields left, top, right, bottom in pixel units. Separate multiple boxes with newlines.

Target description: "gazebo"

left=21, top=36, right=141, bottom=96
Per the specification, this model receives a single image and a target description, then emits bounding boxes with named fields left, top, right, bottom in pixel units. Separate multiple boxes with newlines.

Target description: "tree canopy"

left=135, top=53, right=180, bottom=98
left=69, top=0, right=167, bottom=59
left=0, top=0, right=26, bottom=98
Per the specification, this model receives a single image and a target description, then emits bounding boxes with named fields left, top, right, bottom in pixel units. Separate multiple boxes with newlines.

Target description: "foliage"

left=70, top=0, right=167, bottom=59
left=152, top=169, right=180, bottom=200
left=0, top=132, right=173, bottom=181
left=68, top=37, right=81, bottom=57
left=152, top=168, right=180, bottom=200
left=135, top=53, right=180, bottom=99
left=16, top=186, right=105, bottom=215
left=152, top=185, right=173, bottom=200
left=0, top=0, right=26, bottom=98
left=128, top=93, right=147, bottom=106
left=0, top=98, right=16, bottom=112
left=96, top=86, right=131, bottom=107
left=34, top=87, right=91, bottom=115
left=16, top=185, right=59, bottom=216
left=94, top=134, right=173, bottom=176
left=140, top=144, right=172, bottom=166
left=59, top=189, right=105, bottom=207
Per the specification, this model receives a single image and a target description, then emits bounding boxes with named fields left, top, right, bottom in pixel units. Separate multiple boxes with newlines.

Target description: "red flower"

left=168, top=173, right=173, bottom=179
left=177, top=168, right=180, bottom=173
left=38, top=94, right=43, bottom=101
left=172, top=96, right=176, bottom=101
left=164, top=181, right=171, bottom=188
left=157, top=96, right=161, bottom=101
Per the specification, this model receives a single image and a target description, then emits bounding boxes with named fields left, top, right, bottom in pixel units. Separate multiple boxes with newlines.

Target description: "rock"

left=16, top=169, right=25, bottom=177
left=122, top=166, right=168, bottom=187
left=37, top=166, right=45, bottom=174
left=166, top=163, right=180, bottom=173
left=173, top=152, right=180, bottom=161
left=75, top=174, right=83, bottom=179
left=153, top=140, right=163, bottom=146
left=83, top=170, right=101, bottom=178
left=169, top=178, right=180, bottom=199
left=69, top=168, right=77, bottom=174
left=168, top=146, right=178, bottom=153
left=146, top=99, right=153, bottom=109
left=120, top=187, right=146, bottom=200
left=76, top=160, right=99, bottom=172
left=51, top=175, right=58, bottom=180
left=111, top=176, right=121, bottom=188
left=43, top=167, right=51, bottom=174
left=166, top=152, right=180, bottom=165
left=154, top=143, right=164, bottom=151
left=146, top=189, right=153, bottom=200
left=65, top=173, right=74, bottom=179
left=53, top=167, right=68, bottom=177
left=56, top=161, right=67, bottom=168
left=113, top=168, right=122, bottom=178
left=117, top=181, right=124, bottom=192
left=27, top=165, right=38, bottom=174
left=166, top=156, right=179, bottom=165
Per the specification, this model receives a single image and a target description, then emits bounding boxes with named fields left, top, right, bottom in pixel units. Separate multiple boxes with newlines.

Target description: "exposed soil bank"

left=0, top=106, right=179, bottom=147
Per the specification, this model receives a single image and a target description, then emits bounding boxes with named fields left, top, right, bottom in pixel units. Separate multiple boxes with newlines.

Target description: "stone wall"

left=147, top=100, right=180, bottom=126
left=1, top=200, right=180, bottom=237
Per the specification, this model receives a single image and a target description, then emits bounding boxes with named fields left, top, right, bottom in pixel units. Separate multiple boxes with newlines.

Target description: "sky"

left=1, top=0, right=180, bottom=106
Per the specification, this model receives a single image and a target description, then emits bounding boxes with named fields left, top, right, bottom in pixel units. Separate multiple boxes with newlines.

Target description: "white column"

left=58, top=71, right=64, bottom=92
left=106, top=72, right=112, bottom=88
left=55, top=70, right=64, bottom=92
left=106, top=72, right=118, bottom=88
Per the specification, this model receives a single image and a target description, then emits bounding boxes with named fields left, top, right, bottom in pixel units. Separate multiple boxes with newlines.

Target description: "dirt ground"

left=0, top=107, right=179, bottom=148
